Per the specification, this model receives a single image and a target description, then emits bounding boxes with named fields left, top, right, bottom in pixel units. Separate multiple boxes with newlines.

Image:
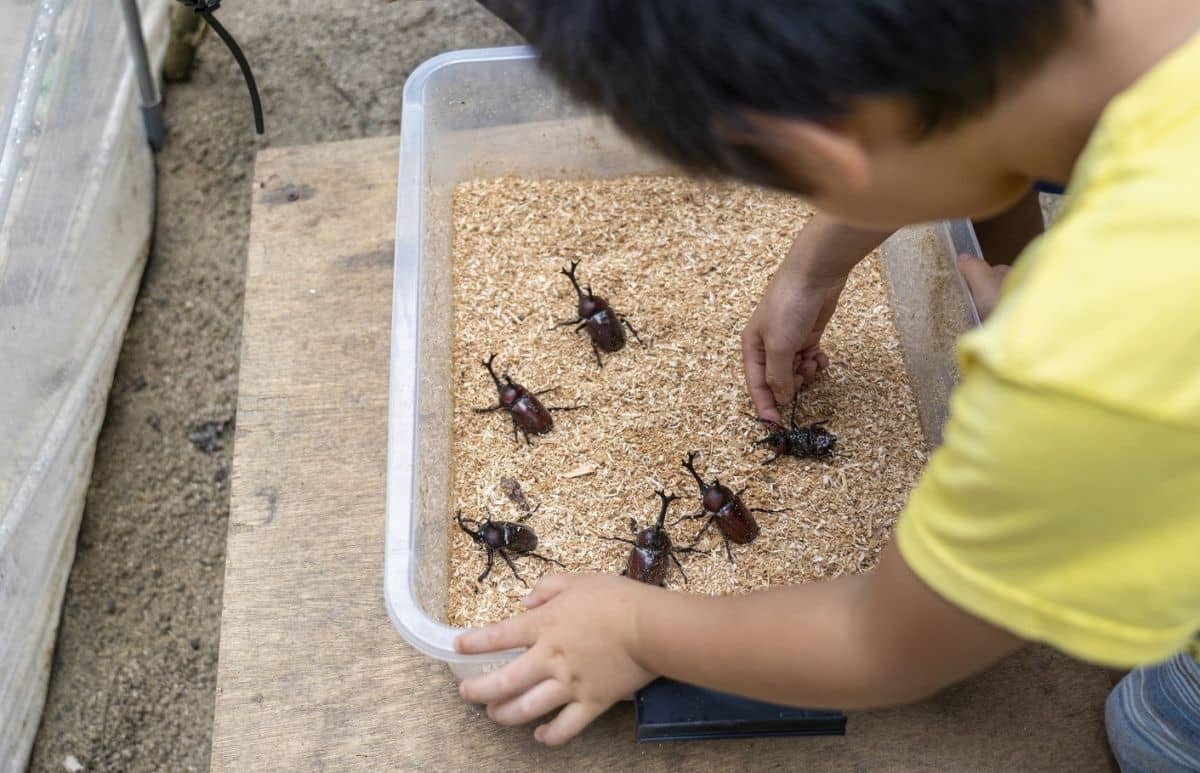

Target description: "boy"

left=455, top=2, right=1200, bottom=766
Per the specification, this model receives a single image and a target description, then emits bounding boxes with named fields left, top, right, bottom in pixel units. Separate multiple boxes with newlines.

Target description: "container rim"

left=385, top=47, right=538, bottom=665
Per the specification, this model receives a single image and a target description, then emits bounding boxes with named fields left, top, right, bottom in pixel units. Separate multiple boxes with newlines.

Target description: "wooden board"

left=211, top=136, right=1116, bottom=770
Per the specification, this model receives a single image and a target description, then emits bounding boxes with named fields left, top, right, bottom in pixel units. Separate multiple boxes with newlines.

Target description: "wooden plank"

left=211, top=136, right=1115, bottom=770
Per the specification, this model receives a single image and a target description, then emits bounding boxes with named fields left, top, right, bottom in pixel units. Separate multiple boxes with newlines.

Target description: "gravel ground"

left=28, top=4, right=518, bottom=770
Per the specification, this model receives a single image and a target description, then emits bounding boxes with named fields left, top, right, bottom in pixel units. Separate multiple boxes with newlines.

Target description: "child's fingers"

left=741, top=330, right=781, bottom=422
left=523, top=572, right=570, bottom=608
left=456, top=612, right=538, bottom=655
left=764, top=342, right=799, bottom=406
left=485, top=678, right=571, bottom=726
left=535, top=700, right=607, bottom=746
left=956, top=254, right=1010, bottom=321
left=461, top=649, right=551, bottom=706
left=802, top=345, right=830, bottom=373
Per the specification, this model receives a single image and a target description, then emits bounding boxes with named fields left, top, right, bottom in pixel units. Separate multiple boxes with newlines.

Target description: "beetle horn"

left=560, top=260, right=585, bottom=299
left=653, top=488, right=680, bottom=528
left=481, top=354, right=503, bottom=389
left=682, top=451, right=705, bottom=490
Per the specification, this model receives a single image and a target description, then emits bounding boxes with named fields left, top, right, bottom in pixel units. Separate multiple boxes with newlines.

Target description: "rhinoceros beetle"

left=677, top=451, right=788, bottom=561
left=750, top=403, right=837, bottom=464
left=474, top=354, right=582, bottom=443
left=602, top=489, right=703, bottom=586
left=456, top=510, right=564, bottom=586
left=553, top=260, right=643, bottom=367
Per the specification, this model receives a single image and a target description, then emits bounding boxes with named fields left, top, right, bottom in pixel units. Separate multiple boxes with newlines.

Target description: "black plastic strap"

left=177, top=0, right=264, bottom=135
left=635, top=678, right=847, bottom=742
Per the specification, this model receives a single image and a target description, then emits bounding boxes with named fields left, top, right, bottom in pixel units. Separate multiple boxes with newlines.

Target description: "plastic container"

left=385, top=46, right=979, bottom=680
left=0, top=0, right=168, bottom=765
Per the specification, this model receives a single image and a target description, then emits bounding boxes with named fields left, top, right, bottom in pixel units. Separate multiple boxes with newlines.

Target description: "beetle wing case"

left=635, top=678, right=846, bottom=742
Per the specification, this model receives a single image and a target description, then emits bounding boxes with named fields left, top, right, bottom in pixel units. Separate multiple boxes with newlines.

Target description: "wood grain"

left=211, top=136, right=1115, bottom=771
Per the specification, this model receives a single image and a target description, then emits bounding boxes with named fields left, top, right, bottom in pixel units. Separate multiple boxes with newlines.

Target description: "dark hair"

left=525, top=1, right=1088, bottom=191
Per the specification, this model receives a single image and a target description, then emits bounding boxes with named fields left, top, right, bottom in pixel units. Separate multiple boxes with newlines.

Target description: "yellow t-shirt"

left=896, top=32, right=1200, bottom=667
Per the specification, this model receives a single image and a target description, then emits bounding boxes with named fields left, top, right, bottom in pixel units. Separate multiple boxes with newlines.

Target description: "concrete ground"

left=28, top=4, right=518, bottom=770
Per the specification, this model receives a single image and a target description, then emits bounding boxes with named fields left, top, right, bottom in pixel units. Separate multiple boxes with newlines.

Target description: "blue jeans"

left=1106, top=652, right=1200, bottom=772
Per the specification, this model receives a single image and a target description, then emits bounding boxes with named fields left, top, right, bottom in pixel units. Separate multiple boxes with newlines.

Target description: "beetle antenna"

left=560, top=260, right=585, bottom=299
left=682, top=451, right=706, bottom=490
left=481, top=354, right=503, bottom=390
left=653, top=488, right=680, bottom=528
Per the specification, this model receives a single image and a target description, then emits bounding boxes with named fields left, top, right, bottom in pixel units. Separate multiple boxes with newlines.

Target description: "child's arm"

left=456, top=541, right=1022, bottom=745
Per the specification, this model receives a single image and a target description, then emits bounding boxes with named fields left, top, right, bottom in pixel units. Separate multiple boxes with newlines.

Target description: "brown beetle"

left=750, top=403, right=837, bottom=464
left=678, top=451, right=788, bottom=561
left=602, top=489, right=703, bottom=586
left=474, top=354, right=582, bottom=443
left=456, top=510, right=564, bottom=586
left=553, top=260, right=643, bottom=367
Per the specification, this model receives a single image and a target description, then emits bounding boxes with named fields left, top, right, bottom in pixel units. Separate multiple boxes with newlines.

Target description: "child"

left=455, top=2, right=1200, bottom=766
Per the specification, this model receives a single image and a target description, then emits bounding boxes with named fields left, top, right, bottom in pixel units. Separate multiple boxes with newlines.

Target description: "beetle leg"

left=522, top=429, right=533, bottom=446
left=498, top=549, right=528, bottom=587
left=688, top=516, right=716, bottom=547
left=669, top=551, right=689, bottom=585
left=477, top=547, right=495, bottom=583
left=527, top=551, right=566, bottom=569
left=532, top=386, right=559, bottom=396
left=545, top=404, right=587, bottom=412
left=590, top=341, right=603, bottom=368
left=750, top=507, right=789, bottom=515
left=473, top=403, right=504, bottom=413
left=722, top=534, right=735, bottom=563
left=619, top=315, right=645, bottom=346
left=550, top=317, right=584, bottom=330
left=600, top=536, right=639, bottom=547
left=670, top=509, right=707, bottom=526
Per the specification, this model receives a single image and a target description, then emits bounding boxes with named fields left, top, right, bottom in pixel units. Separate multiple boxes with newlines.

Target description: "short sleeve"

left=896, top=364, right=1200, bottom=668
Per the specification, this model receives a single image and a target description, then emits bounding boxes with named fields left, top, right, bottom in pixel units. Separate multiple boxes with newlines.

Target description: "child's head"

left=524, top=0, right=1090, bottom=228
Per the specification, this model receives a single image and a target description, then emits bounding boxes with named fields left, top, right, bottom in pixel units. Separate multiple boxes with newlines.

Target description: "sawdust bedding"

left=447, top=175, right=927, bottom=628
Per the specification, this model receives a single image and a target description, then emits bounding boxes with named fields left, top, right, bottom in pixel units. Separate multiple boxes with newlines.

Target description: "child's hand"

left=742, top=269, right=841, bottom=422
left=742, top=214, right=891, bottom=422
left=956, top=254, right=1011, bottom=321
left=455, top=573, right=658, bottom=745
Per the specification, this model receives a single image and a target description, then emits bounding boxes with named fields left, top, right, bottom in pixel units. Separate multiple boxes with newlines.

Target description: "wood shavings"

left=446, top=175, right=927, bottom=628
left=499, top=476, right=536, bottom=519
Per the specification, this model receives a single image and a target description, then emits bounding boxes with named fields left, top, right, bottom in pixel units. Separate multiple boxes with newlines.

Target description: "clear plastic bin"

left=385, top=46, right=978, bottom=680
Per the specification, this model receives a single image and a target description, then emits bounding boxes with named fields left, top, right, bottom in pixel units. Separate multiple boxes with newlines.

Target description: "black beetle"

left=602, top=489, right=703, bottom=586
left=474, top=354, right=583, bottom=443
left=456, top=510, right=564, bottom=586
left=749, top=403, right=837, bottom=464
left=553, top=260, right=643, bottom=367
left=677, top=451, right=788, bottom=561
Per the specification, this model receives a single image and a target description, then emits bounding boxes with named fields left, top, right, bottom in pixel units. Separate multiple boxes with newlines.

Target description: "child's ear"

left=721, top=111, right=872, bottom=193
